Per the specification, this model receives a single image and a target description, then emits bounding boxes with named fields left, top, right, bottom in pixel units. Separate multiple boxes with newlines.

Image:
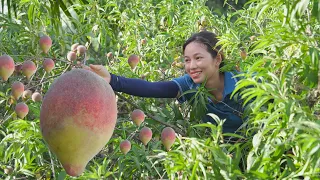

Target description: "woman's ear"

left=215, top=53, right=222, bottom=66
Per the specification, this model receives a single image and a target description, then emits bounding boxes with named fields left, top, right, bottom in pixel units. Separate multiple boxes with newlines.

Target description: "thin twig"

left=26, top=64, right=39, bottom=88
left=25, top=74, right=60, bottom=90
left=128, top=128, right=139, bottom=140
left=147, top=158, right=163, bottom=178
left=54, top=58, right=70, bottom=64
left=40, top=71, right=47, bottom=84
left=115, top=92, right=185, bottom=136
left=12, top=177, right=28, bottom=180
left=48, top=150, right=55, bottom=179
left=40, top=71, right=47, bottom=92
left=0, top=112, right=15, bottom=125
left=26, top=64, right=71, bottom=90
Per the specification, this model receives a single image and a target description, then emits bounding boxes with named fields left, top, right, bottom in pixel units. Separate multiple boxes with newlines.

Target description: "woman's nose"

left=190, top=59, right=197, bottom=69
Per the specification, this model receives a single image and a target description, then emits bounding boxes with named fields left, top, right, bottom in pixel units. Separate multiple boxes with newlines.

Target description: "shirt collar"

left=223, top=72, right=238, bottom=98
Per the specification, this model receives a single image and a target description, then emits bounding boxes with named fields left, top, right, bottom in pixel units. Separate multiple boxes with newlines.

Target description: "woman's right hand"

left=82, top=64, right=111, bottom=83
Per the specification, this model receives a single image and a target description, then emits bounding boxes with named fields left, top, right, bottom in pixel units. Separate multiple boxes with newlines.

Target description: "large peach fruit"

left=40, top=69, right=117, bottom=177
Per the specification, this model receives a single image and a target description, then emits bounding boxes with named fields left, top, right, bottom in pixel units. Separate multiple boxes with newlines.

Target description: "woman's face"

left=183, top=41, right=221, bottom=84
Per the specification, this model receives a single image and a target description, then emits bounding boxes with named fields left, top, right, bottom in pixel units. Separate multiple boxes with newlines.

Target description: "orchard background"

left=0, top=0, right=320, bottom=179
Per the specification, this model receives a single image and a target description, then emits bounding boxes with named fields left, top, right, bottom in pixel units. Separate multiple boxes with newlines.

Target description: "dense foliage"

left=0, top=0, right=319, bottom=179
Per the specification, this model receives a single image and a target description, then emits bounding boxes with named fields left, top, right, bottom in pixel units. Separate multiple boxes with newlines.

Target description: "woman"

left=83, top=31, right=245, bottom=134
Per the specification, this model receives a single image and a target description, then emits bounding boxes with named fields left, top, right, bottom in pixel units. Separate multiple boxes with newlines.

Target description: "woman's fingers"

left=82, top=64, right=110, bottom=83
left=82, top=64, right=102, bottom=73
left=89, top=64, right=104, bottom=72
left=82, top=64, right=93, bottom=71
left=89, top=64, right=109, bottom=77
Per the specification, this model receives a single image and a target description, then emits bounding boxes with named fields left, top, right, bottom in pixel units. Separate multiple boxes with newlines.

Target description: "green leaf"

left=223, top=133, right=245, bottom=140
left=285, top=156, right=296, bottom=171
left=27, top=4, right=34, bottom=24
left=272, top=144, right=285, bottom=161
left=312, top=0, right=320, bottom=21
left=57, top=0, right=72, bottom=18
left=249, top=170, right=269, bottom=179
left=252, top=131, right=262, bottom=151
left=57, top=171, right=67, bottom=180
left=191, top=160, right=199, bottom=180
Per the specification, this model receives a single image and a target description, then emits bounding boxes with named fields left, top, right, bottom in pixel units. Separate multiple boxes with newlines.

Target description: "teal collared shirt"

left=172, top=72, right=244, bottom=133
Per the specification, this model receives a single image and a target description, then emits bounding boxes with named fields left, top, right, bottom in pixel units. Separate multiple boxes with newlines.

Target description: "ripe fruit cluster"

left=67, top=43, right=87, bottom=63
left=119, top=109, right=177, bottom=155
left=1, top=35, right=53, bottom=119
left=2, top=33, right=179, bottom=177
left=10, top=80, right=42, bottom=119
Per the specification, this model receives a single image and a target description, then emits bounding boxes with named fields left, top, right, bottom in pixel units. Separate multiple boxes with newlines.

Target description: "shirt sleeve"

left=172, top=74, right=195, bottom=103
left=109, top=73, right=179, bottom=98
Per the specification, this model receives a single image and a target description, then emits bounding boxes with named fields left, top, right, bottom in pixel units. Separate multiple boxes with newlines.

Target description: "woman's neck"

left=203, top=72, right=224, bottom=103
left=205, top=72, right=224, bottom=93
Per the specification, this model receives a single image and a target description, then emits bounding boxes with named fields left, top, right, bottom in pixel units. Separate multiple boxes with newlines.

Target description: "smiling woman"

left=83, top=31, right=246, bottom=135
left=181, top=31, right=225, bottom=102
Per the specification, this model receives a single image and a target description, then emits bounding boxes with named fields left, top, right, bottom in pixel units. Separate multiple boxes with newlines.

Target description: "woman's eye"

left=184, top=59, right=190, bottom=62
left=196, top=57, right=202, bottom=60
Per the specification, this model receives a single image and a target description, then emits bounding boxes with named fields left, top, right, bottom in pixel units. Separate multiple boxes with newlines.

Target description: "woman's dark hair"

left=182, top=31, right=224, bottom=68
